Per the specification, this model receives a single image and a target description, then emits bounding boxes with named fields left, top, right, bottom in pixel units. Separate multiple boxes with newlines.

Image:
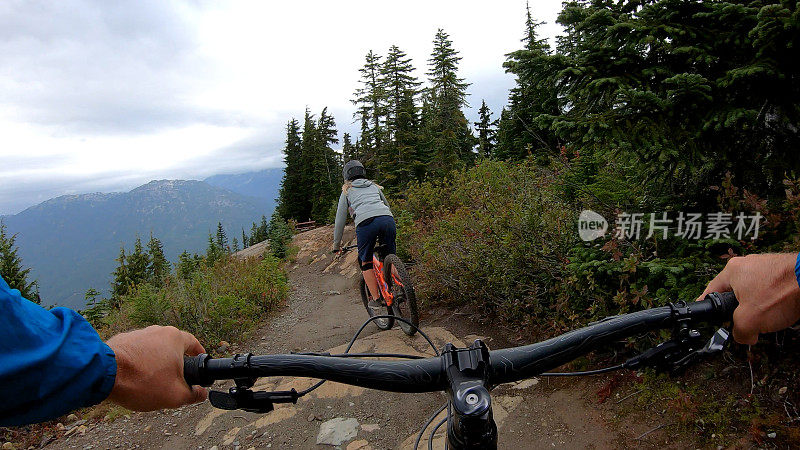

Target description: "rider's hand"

left=105, top=325, right=208, bottom=411
left=696, top=253, right=800, bottom=345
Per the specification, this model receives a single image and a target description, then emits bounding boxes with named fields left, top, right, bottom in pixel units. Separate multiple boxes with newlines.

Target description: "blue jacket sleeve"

left=0, top=275, right=117, bottom=426
left=795, top=252, right=800, bottom=289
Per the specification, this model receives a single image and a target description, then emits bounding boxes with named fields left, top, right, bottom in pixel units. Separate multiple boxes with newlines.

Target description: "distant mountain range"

left=1, top=169, right=283, bottom=310
left=203, top=168, right=283, bottom=209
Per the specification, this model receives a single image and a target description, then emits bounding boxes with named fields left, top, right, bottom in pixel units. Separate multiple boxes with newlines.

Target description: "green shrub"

left=106, top=255, right=288, bottom=346
left=393, top=157, right=797, bottom=328
left=266, top=215, right=293, bottom=259
left=395, top=159, right=576, bottom=322
left=127, top=283, right=171, bottom=326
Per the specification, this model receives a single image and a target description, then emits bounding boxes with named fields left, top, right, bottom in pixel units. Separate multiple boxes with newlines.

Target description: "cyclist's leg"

left=381, top=216, right=397, bottom=255
left=355, top=219, right=381, bottom=301
left=376, top=216, right=398, bottom=275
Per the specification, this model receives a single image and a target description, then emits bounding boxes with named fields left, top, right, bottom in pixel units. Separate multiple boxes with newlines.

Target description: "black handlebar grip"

left=184, top=353, right=213, bottom=387
left=706, top=291, right=739, bottom=320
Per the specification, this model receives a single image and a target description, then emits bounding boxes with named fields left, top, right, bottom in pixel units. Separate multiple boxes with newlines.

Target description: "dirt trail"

left=50, top=226, right=684, bottom=449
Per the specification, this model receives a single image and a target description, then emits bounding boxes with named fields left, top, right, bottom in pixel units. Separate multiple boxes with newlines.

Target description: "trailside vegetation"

left=83, top=220, right=293, bottom=346
left=0, top=220, right=39, bottom=303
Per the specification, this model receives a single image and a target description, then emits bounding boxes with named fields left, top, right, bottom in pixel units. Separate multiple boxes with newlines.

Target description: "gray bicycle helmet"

left=343, top=160, right=366, bottom=181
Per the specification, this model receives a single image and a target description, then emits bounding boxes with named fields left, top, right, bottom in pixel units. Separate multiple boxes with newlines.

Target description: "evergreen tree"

left=309, top=108, right=341, bottom=222
left=177, top=250, right=201, bottom=280
left=258, top=216, right=269, bottom=242
left=297, top=108, right=318, bottom=221
left=380, top=45, right=422, bottom=188
left=496, top=2, right=562, bottom=161
left=342, top=133, right=359, bottom=162
left=205, top=233, right=224, bottom=267
left=352, top=50, right=386, bottom=171
left=215, top=222, right=229, bottom=253
left=146, top=233, right=169, bottom=287
left=250, top=222, right=260, bottom=245
left=550, top=0, right=800, bottom=203
left=474, top=100, right=497, bottom=159
left=126, top=236, right=150, bottom=288
left=265, top=213, right=293, bottom=259
left=276, top=119, right=306, bottom=221
left=232, top=237, right=240, bottom=253
left=423, top=29, right=476, bottom=176
left=242, top=228, right=248, bottom=249
left=0, top=221, right=38, bottom=302
left=110, top=246, right=129, bottom=304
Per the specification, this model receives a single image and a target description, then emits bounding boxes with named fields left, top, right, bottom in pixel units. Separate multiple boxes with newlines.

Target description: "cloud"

left=0, top=0, right=235, bottom=134
left=0, top=0, right=565, bottom=215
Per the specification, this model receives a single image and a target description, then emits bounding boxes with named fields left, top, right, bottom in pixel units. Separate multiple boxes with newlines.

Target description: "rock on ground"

left=316, top=417, right=359, bottom=446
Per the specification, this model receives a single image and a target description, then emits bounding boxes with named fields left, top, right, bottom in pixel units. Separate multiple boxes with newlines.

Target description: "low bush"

left=101, top=254, right=288, bottom=346
left=394, top=157, right=800, bottom=329
left=395, top=159, right=576, bottom=322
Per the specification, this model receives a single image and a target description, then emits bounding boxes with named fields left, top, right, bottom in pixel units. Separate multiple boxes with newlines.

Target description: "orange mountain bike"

left=338, top=243, right=419, bottom=336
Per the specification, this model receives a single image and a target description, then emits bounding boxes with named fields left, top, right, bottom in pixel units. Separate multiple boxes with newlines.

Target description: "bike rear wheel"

left=359, top=277, right=394, bottom=330
left=383, top=254, right=419, bottom=336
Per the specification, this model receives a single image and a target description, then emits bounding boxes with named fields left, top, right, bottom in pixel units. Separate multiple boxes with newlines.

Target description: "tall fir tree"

left=276, top=118, right=305, bottom=221
left=309, top=108, right=341, bottom=222
left=146, top=233, right=169, bottom=287
left=423, top=29, right=476, bottom=177
left=110, top=246, right=129, bottom=304
left=297, top=108, right=318, bottom=221
left=342, top=133, right=359, bottom=162
left=380, top=45, right=422, bottom=188
left=496, top=2, right=561, bottom=161
left=126, top=236, right=150, bottom=288
left=474, top=100, right=497, bottom=159
left=215, top=222, right=229, bottom=252
left=0, top=221, right=38, bottom=302
left=352, top=50, right=386, bottom=173
left=205, top=233, right=224, bottom=267
left=548, top=0, right=800, bottom=203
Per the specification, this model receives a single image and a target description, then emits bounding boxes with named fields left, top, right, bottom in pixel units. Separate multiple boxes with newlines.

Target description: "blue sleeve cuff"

left=795, top=252, right=800, bottom=290
left=85, top=341, right=117, bottom=407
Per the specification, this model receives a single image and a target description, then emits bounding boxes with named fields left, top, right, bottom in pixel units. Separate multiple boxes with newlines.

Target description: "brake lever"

left=697, top=328, right=730, bottom=355
left=209, top=387, right=299, bottom=413
left=623, top=328, right=731, bottom=375
left=206, top=352, right=301, bottom=413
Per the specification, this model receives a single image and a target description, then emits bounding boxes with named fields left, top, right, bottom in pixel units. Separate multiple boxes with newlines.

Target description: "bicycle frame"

left=340, top=244, right=404, bottom=307
left=370, top=253, right=404, bottom=306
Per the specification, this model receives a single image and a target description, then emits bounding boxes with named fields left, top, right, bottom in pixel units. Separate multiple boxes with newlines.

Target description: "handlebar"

left=184, top=292, right=738, bottom=389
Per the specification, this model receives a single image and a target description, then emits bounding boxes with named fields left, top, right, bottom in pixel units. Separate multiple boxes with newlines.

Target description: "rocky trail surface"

left=46, top=226, right=689, bottom=449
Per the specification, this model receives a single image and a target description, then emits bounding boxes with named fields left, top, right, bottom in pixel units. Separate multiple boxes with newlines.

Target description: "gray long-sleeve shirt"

left=333, top=179, right=392, bottom=250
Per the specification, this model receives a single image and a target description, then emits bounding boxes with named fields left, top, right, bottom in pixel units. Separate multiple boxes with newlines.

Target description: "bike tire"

left=383, top=254, right=419, bottom=336
left=360, top=277, right=394, bottom=330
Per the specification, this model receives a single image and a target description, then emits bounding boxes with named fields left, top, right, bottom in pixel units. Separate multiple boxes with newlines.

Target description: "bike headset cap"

left=343, top=160, right=366, bottom=181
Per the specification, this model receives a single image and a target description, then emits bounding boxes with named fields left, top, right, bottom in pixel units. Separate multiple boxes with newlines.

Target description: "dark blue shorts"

left=355, top=215, right=396, bottom=264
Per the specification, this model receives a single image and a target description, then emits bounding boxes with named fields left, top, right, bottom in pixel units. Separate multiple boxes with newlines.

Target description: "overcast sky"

left=0, top=0, right=564, bottom=215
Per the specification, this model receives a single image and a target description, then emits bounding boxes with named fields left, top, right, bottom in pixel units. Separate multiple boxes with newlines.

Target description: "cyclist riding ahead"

left=332, top=160, right=395, bottom=308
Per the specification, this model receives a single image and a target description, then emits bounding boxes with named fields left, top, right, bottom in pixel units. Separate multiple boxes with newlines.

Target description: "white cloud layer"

left=0, top=0, right=564, bottom=214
